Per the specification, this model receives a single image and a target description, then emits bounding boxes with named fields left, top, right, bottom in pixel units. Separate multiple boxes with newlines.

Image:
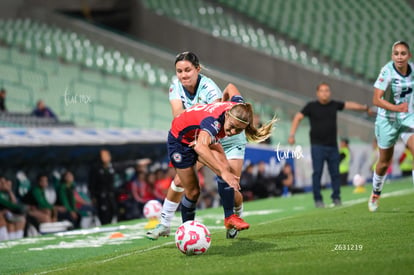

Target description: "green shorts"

left=375, top=114, right=414, bottom=149
left=219, top=131, right=247, bottom=160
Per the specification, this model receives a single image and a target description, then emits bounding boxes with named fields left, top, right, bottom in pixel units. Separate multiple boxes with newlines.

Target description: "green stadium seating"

left=0, top=17, right=192, bottom=130
left=141, top=0, right=356, bottom=83
left=215, top=0, right=414, bottom=82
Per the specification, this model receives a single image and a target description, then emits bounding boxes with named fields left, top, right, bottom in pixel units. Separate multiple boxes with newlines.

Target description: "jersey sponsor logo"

left=169, top=87, right=173, bottom=93
left=173, top=152, right=182, bottom=163
left=378, top=78, right=384, bottom=82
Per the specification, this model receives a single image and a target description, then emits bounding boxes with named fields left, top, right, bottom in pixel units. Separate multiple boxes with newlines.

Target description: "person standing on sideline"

left=288, top=82, right=372, bottom=208
left=368, top=41, right=414, bottom=212
left=0, top=88, right=7, bottom=112
left=88, top=149, right=117, bottom=225
left=339, top=138, right=351, bottom=186
left=147, top=52, right=249, bottom=240
left=399, top=146, right=413, bottom=177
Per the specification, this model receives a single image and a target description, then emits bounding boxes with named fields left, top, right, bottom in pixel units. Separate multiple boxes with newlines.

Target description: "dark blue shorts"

left=167, top=132, right=198, bottom=169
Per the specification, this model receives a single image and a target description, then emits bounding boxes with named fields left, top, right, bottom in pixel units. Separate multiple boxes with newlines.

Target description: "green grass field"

left=1, top=178, right=413, bottom=275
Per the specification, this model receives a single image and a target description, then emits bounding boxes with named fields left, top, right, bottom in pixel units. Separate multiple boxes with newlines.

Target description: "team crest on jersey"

left=173, top=152, right=182, bottom=163
left=213, top=121, right=221, bottom=132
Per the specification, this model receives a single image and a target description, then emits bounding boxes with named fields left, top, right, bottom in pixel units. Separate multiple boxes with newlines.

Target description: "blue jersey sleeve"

left=231, top=95, right=245, bottom=103
left=199, top=116, right=221, bottom=139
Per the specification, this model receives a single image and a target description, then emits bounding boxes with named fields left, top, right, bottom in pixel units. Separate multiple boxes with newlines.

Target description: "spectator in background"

left=55, top=171, right=80, bottom=228
left=339, top=138, right=351, bottom=186
left=73, top=183, right=96, bottom=226
left=0, top=177, right=26, bottom=240
left=252, top=161, right=273, bottom=199
left=274, top=162, right=299, bottom=197
left=399, top=146, right=413, bottom=177
left=288, top=82, right=372, bottom=208
left=240, top=163, right=255, bottom=201
left=154, top=167, right=175, bottom=201
left=0, top=88, right=6, bottom=112
left=32, top=100, right=57, bottom=119
left=24, top=174, right=57, bottom=225
left=88, top=149, right=117, bottom=225
left=128, top=170, right=148, bottom=219
left=253, top=114, right=272, bottom=144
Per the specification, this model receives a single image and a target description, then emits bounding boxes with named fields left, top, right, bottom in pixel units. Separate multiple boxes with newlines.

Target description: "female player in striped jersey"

left=147, top=52, right=261, bottom=239
left=369, top=41, right=414, bottom=211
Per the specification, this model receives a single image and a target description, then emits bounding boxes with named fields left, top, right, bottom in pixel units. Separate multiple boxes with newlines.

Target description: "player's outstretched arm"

left=222, top=83, right=241, bottom=102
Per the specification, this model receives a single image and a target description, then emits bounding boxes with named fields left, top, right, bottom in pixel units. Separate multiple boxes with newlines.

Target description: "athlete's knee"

left=171, top=180, right=184, bottom=192
left=376, top=160, right=391, bottom=173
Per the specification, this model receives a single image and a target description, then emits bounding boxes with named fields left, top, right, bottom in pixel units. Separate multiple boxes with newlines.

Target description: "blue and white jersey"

left=374, top=61, right=414, bottom=120
left=169, top=74, right=222, bottom=108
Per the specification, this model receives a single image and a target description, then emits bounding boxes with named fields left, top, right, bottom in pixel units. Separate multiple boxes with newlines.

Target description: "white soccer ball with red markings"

left=175, top=220, right=211, bottom=256
left=352, top=174, right=366, bottom=187
left=143, top=200, right=162, bottom=219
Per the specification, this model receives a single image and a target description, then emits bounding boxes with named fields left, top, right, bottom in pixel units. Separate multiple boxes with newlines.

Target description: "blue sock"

left=217, top=176, right=235, bottom=218
left=282, top=186, right=289, bottom=196
left=181, top=196, right=197, bottom=222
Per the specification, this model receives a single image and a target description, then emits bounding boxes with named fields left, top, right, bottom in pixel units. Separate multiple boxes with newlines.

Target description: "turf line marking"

left=340, top=188, right=414, bottom=208
left=99, top=241, right=175, bottom=263
left=36, top=187, right=414, bottom=274
left=37, top=242, right=175, bottom=274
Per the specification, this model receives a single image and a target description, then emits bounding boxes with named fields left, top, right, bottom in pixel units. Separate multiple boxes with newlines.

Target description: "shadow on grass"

left=207, top=237, right=283, bottom=257
left=207, top=228, right=346, bottom=257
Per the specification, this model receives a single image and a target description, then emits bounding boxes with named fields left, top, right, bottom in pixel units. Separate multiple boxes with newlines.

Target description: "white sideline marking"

left=36, top=242, right=175, bottom=274
left=339, top=188, right=414, bottom=208
left=21, top=187, right=414, bottom=274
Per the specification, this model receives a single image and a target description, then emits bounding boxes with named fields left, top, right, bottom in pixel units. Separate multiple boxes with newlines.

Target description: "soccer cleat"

left=333, top=199, right=342, bottom=207
left=224, top=214, right=250, bottom=231
left=226, top=228, right=239, bottom=239
left=144, top=218, right=160, bottom=230
left=146, top=224, right=170, bottom=240
left=315, top=200, right=325, bottom=208
left=368, top=193, right=380, bottom=212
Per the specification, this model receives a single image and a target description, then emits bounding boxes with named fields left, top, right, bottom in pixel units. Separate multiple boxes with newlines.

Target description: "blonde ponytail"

left=228, top=103, right=278, bottom=143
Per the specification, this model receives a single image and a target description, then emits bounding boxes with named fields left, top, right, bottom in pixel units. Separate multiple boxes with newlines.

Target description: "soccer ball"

left=143, top=200, right=162, bottom=219
left=175, top=220, right=211, bottom=256
left=352, top=174, right=366, bottom=187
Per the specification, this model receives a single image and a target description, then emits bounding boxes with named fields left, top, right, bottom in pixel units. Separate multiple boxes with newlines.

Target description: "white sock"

left=160, top=199, right=179, bottom=227
left=412, top=170, right=414, bottom=185
left=8, top=231, right=17, bottom=240
left=234, top=204, right=244, bottom=217
left=15, top=230, right=24, bottom=240
left=0, top=226, right=9, bottom=241
left=372, top=172, right=386, bottom=194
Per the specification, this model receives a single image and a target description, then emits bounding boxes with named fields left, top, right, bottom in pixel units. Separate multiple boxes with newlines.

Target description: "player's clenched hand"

left=396, top=102, right=408, bottom=112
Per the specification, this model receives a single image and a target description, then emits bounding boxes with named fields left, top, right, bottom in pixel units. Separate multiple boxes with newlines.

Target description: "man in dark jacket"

left=88, top=149, right=117, bottom=225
